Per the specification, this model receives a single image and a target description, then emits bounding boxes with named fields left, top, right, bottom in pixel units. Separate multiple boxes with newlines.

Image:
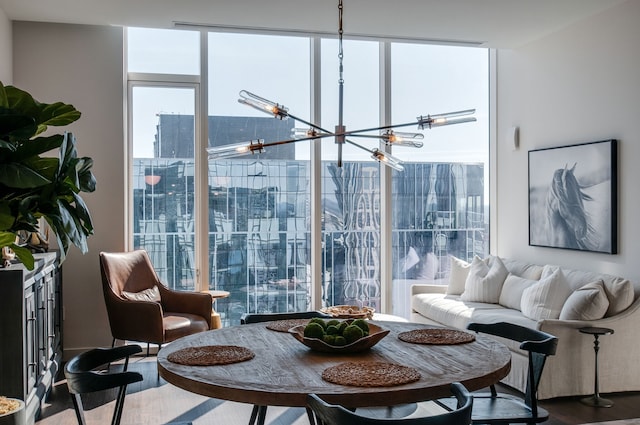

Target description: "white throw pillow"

left=542, top=266, right=635, bottom=317
left=446, top=256, right=473, bottom=295
left=499, top=273, right=538, bottom=311
left=521, top=269, right=572, bottom=320
left=122, top=285, right=161, bottom=303
left=602, top=278, right=634, bottom=316
left=559, top=280, right=609, bottom=320
left=460, top=256, right=509, bottom=303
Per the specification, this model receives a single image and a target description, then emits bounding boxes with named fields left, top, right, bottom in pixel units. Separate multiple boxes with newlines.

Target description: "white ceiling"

left=0, top=0, right=627, bottom=48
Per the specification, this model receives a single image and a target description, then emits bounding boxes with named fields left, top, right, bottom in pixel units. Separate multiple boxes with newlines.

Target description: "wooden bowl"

left=320, top=305, right=375, bottom=319
left=288, top=322, right=389, bottom=353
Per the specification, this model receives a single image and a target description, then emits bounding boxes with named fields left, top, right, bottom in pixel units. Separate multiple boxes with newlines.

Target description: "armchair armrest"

left=106, top=299, right=165, bottom=344
left=159, top=285, right=213, bottom=328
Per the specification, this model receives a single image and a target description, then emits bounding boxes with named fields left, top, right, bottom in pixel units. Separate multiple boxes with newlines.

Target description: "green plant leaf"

left=0, top=231, right=16, bottom=246
left=4, top=85, right=41, bottom=121
left=0, top=113, right=37, bottom=140
left=0, top=163, right=51, bottom=188
left=0, top=203, right=15, bottom=231
left=38, top=102, right=81, bottom=128
left=77, top=157, right=96, bottom=193
left=13, top=135, right=64, bottom=160
left=0, top=138, right=17, bottom=154
left=11, top=243, right=35, bottom=270
left=0, top=81, right=8, bottom=108
left=23, top=156, right=59, bottom=182
left=71, top=192, right=94, bottom=234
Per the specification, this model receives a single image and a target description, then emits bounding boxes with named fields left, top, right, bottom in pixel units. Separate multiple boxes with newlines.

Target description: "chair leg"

left=248, top=405, right=259, bottom=425
left=256, top=405, right=267, bottom=425
left=111, top=385, right=128, bottom=425
left=111, top=338, right=116, bottom=348
left=146, top=343, right=150, bottom=357
left=70, top=393, right=87, bottom=425
left=305, top=406, right=317, bottom=425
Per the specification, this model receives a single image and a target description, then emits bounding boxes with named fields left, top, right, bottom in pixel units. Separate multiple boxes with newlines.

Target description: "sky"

left=127, top=27, right=489, bottom=165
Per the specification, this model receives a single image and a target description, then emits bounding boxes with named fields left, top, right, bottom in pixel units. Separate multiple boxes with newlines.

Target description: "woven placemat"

left=398, top=329, right=475, bottom=345
left=167, top=345, right=255, bottom=366
left=322, top=361, right=421, bottom=387
left=265, top=319, right=311, bottom=333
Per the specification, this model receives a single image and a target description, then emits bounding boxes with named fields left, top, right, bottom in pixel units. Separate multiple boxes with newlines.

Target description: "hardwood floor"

left=37, top=354, right=640, bottom=425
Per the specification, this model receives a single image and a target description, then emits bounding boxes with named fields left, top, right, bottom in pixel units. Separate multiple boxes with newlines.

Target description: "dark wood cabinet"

left=0, top=252, right=61, bottom=425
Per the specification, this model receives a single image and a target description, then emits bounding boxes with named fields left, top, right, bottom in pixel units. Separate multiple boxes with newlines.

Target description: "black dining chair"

left=240, top=311, right=331, bottom=425
left=64, top=345, right=144, bottom=425
left=437, top=322, right=558, bottom=424
left=307, top=382, right=473, bottom=425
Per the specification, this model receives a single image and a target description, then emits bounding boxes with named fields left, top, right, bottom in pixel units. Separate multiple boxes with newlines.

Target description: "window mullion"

left=310, top=36, right=323, bottom=309
left=379, top=41, right=393, bottom=314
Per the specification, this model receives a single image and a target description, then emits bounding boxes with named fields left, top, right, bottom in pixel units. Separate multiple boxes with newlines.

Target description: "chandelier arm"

left=344, top=138, right=375, bottom=154
left=262, top=132, right=336, bottom=148
left=342, top=121, right=423, bottom=136
left=286, top=111, right=336, bottom=135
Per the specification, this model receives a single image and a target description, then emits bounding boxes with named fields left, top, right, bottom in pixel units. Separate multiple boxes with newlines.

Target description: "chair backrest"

left=467, top=322, right=558, bottom=413
left=307, top=382, right=472, bottom=425
left=240, top=311, right=331, bottom=324
left=100, top=250, right=161, bottom=298
left=64, top=345, right=144, bottom=395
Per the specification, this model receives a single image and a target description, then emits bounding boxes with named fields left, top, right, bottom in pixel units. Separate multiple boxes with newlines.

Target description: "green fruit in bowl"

left=352, top=319, right=369, bottom=333
left=323, top=334, right=336, bottom=345
left=304, top=322, right=325, bottom=339
left=343, top=324, right=365, bottom=344
left=326, top=319, right=341, bottom=328
left=308, top=318, right=327, bottom=329
left=326, top=325, right=340, bottom=335
left=334, top=336, right=347, bottom=346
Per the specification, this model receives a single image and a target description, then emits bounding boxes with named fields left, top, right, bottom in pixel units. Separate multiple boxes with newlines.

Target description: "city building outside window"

left=127, top=28, right=489, bottom=325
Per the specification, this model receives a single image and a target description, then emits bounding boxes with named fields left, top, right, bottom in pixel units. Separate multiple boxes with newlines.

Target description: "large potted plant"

left=0, top=81, right=96, bottom=270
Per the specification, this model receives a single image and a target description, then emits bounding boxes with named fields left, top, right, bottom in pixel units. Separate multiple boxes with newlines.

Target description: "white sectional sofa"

left=409, top=256, right=640, bottom=399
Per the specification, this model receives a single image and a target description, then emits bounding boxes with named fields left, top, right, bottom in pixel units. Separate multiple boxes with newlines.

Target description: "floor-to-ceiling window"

left=127, top=27, right=489, bottom=325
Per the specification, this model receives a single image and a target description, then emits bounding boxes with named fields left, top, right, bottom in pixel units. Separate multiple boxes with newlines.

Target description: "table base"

left=580, top=395, right=614, bottom=408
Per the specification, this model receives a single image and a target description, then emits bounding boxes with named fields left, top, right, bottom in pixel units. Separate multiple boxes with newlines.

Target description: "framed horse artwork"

left=528, top=139, right=617, bottom=254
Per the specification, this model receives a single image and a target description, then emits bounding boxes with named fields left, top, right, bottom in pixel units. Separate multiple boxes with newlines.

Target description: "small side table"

left=579, top=326, right=614, bottom=407
left=201, top=290, right=230, bottom=329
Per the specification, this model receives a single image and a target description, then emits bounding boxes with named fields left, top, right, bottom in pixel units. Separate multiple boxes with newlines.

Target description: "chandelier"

left=206, top=0, right=476, bottom=171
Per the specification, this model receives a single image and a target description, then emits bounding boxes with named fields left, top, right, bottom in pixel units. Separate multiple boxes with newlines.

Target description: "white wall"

left=13, top=22, right=124, bottom=357
left=496, top=0, right=640, bottom=281
left=0, top=6, right=11, bottom=83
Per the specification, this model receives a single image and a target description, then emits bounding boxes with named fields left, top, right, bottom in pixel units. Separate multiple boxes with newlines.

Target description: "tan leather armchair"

left=99, top=250, right=212, bottom=354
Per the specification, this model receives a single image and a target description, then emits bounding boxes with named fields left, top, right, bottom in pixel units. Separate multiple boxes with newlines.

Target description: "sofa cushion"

left=521, top=269, right=572, bottom=320
left=461, top=256, right=508, bottom=303
left=559, top=280, right=609, bottom=320
left=446, top=256, right=473, bottom=295
left=122, top=285, right=161, bottom=303
left=499, top=274, right=538, bottom=311
left=542, top=265, right=634, bottom=316
left=501, top=258, right=544, bottom=280
left=602, top=278, right=634, bottom=316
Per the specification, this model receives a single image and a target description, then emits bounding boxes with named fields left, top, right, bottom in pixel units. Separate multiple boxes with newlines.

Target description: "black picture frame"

left=528, top=139, right=617, bottom=254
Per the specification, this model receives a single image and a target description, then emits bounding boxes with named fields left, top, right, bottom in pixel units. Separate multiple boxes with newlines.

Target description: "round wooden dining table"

left=158, top=320, right=510, bottom=409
